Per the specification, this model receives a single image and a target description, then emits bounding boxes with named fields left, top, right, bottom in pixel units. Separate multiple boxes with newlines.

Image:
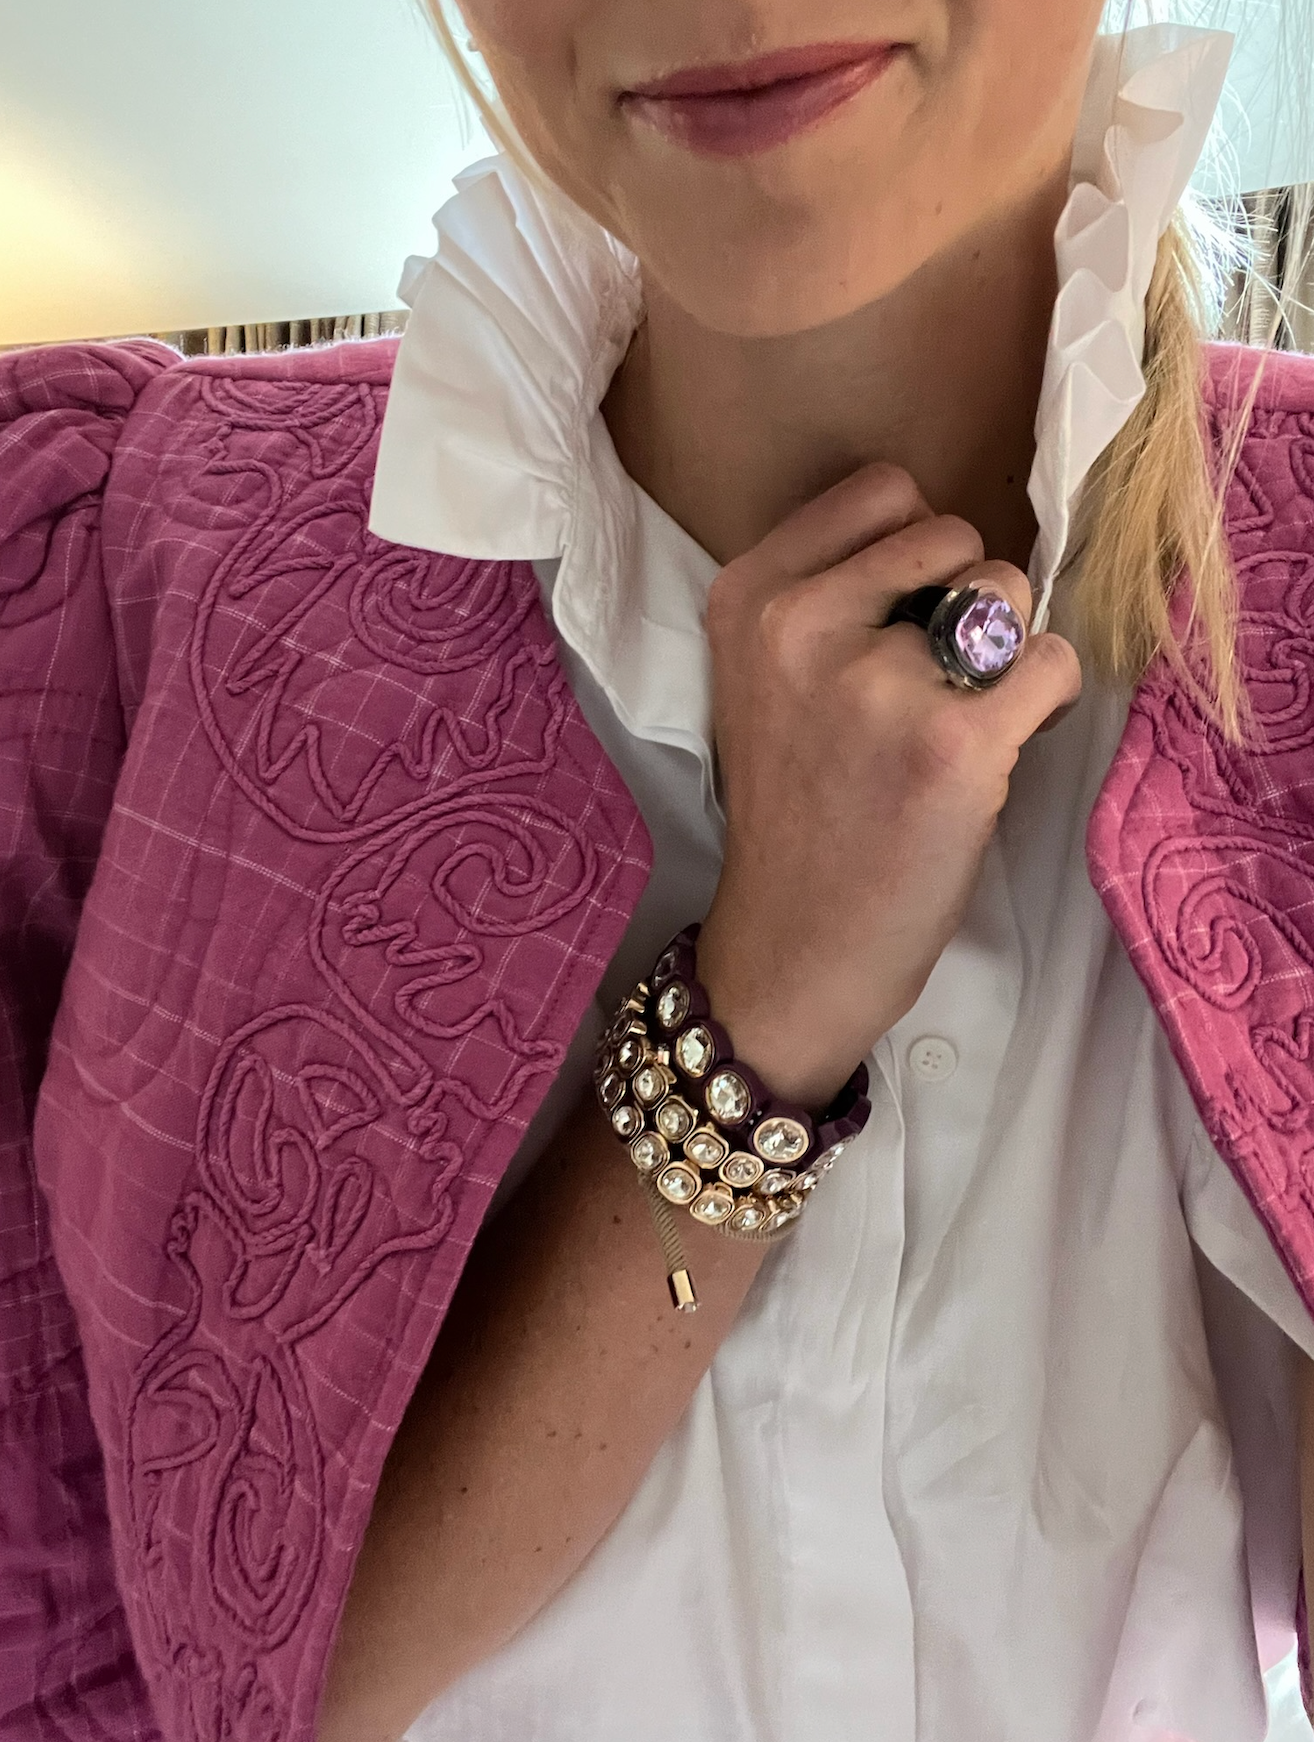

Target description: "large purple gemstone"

left=952, top=592, right=1025, bottom=677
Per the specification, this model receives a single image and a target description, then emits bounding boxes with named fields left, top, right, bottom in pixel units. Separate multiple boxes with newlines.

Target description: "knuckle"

left=908, top=701, right=978, bottom=782
left=933, top=515, right=988, bottom=562
left=757, top=582, right=824, bottom=670
left=860, top=461, right=925, bottom=521
left=899, top=514, right=986, bottom=578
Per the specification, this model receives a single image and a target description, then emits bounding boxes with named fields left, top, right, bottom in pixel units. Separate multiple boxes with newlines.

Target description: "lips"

left=621, top=42, right=904, bottom=158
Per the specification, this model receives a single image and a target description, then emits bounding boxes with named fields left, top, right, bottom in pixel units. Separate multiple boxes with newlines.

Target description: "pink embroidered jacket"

left=0, top=333, right=1312, bottom=1742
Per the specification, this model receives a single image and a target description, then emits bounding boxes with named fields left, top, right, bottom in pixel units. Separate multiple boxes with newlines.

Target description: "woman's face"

left=460, top=0, right=1105, bottom=337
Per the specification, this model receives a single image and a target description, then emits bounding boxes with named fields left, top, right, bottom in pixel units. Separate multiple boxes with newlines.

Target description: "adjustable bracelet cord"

left=640, top=1177, right=698, bottom=1312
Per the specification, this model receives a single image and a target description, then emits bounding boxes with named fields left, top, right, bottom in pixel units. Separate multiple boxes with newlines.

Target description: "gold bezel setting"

left=599, top=964, right=858, bottom=1260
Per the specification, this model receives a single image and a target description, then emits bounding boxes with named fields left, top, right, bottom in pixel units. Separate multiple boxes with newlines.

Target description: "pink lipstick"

left=622, top=42, right=904, bottom=158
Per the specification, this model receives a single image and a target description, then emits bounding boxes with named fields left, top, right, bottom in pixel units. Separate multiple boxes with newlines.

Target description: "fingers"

left=810, top=517, right=992, bottom=631
left=754, top=462, right=934, bottom=579
left=976, top=630, right=1083, bottom=742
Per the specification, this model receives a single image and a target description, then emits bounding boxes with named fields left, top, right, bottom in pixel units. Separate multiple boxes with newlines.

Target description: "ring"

left=884, top=583, right=1026, bottom=691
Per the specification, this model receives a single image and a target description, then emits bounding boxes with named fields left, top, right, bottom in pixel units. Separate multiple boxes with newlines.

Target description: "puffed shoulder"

left=0, top=341, right=179, bottom=535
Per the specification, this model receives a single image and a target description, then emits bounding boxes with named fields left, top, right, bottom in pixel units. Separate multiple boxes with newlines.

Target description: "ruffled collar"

left=369, top=22, right=1232, bottom=756
left=1030, top=23, right=1231, bottom=622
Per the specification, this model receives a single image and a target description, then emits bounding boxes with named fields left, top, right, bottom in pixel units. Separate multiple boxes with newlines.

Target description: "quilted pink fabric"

left=1089, top=343, right=1314, bottom=1320
left=1, top=338, right=651, bottom=1739
left=2, top=330, right=1313, bottom=1741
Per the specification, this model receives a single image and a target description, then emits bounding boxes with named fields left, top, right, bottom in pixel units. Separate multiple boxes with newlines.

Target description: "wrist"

left=693, top=916, right=868, bottom=1110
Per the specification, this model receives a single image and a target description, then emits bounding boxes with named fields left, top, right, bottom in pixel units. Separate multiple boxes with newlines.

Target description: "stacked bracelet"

left=595, top=925, right=871, bottom=1308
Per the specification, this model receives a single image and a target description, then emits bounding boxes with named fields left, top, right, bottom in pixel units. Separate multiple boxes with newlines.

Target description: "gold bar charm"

left=667, top=1268, right=698, bottom=1313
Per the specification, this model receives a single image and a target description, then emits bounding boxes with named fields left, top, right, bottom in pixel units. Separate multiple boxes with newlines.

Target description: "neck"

left=602, top=168, right=1069, bottom=573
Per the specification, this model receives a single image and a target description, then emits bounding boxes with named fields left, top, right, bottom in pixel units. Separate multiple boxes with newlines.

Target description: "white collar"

left=368, top=22, right=1231, bottom=773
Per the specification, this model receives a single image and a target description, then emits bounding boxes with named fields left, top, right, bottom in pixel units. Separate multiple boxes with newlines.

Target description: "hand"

left=695, top=462, right=1082, bottom=1108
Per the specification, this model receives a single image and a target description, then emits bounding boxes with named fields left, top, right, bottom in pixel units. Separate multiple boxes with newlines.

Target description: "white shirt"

left=368, top=36, right=1314, bottom=1742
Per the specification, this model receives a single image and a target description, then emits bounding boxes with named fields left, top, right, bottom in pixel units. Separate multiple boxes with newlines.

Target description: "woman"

left=4, top=3, right=1314, bottom=1741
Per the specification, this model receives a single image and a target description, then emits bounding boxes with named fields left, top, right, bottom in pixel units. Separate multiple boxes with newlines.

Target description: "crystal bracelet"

left=595, top=925, right=871, bottom=1312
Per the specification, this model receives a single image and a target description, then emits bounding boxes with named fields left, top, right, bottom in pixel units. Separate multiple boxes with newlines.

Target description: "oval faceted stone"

left=657, top=1163, right=700, bottom=1204
left=599, top=1070, right=625, bottom=1110
left=953, top=591, right=1024, bottom=678
left=655, top=1096, right=696, bottom=1143
left=656, top=981, right=691, bottom=1032
left=630, top=1132, right=669, bottom=1174
left=707, top=1068, right=751, bottom=1125
left=756, top=1169, right=794, bottom=1197
left=690, top=1186, right=734, bottom=1225
left=720, top=1152, right=764, bottom=1188
left=653, top=946, right=681, bottom=985
left=616, top=1034, right=646, bottom=1073
left=685, top=1127, right=729, bottom=1168
left=752, top=1116, right=810, bottom=1165
left=612, top=1103, right=643, bottom=1140
left=729, top=1202, right=767, bottom=1233
left=633, top=1064, right=671, bottom=1106
left=763, top=1196, right=804, bottom=1233
left=675, top=1023, right=715, bottom=1078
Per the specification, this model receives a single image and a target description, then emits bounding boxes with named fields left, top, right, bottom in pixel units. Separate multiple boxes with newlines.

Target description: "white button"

left=907, top=1036, right=958, bottom=1083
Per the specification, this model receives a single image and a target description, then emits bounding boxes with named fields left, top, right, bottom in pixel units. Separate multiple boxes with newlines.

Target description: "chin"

left=636, top=202, right=930, bottom=339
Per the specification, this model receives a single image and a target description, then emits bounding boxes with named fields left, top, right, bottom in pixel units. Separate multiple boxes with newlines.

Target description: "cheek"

left=948, top=0, right=1103, bottom=169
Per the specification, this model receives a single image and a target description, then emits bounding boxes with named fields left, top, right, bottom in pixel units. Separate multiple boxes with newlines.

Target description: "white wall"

left=0, top=0, right=489, bottom=342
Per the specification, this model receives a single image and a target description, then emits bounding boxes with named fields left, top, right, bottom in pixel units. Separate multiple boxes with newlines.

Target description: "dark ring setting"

left=885, top=583, right=1027, bottom=691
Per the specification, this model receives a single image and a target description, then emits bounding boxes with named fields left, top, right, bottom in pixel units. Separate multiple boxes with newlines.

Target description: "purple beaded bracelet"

left=596, top=926, right=871, bottom=1290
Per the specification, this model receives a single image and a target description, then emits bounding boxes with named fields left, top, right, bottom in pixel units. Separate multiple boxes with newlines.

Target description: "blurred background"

left=0, top=0, right=1309, bottom=356
left=0, top=0, right=488, bottom=351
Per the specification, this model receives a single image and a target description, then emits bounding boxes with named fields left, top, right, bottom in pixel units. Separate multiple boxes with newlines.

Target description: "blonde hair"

left=426, top=4, right=1307, bottom=741
left=1072, top=215, right=1248, bottom=736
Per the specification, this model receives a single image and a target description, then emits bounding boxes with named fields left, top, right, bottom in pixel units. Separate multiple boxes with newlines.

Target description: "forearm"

left=318, top=1091, right=767, bottom=1742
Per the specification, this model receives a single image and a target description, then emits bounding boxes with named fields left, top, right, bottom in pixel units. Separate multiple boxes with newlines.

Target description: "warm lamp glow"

left=2, top=0, right=1306, bottom=347
left=0, top=0, right=489, bottom=345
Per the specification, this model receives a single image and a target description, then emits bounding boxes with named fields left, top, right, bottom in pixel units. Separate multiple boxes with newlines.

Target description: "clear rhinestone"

left=598, top=1070, right=625, bottom=1110
left=656, top=1163, right=700, bottom=1205
left=675, top=1024, right=715, bottom=1078
left=690, top=1186, right=734, bottom=1225
left=794, top=1168, right=822, bottom=1194
left=762, top=1197, right=803, bottom=1233
left=720, top=1152, right=764, bottom=1188
left=593, top=1046, right=614, bottom=1084
left=756, top=1169, right=794, bottom=1197
left=630, top=1132, right=669, bottom=1174
left=706, top=1068, right=751, bottom=1125
left=616, top=1034, right=646, bottom=1073
left=611, top=1103, right=643, bottom=1141
left=817, top=1140, right=851, bottom=1168
left=656, top=981, right=691, bottom=1032
left=729, top=1202, right=767, bottom=1233
left=685, top=1127, right=729, bottom=1169
left=751, top=1116, right=810, bottom=1165
left=655, top=1096, right=696, bottom=1143
left=632, top=1064, right=672, bottom=1107
left=653, top=946, right=681, bottom=985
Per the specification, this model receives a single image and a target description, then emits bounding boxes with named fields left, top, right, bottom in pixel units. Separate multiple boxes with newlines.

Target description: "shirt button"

left=907, top=1036, right=958, bottom=1083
